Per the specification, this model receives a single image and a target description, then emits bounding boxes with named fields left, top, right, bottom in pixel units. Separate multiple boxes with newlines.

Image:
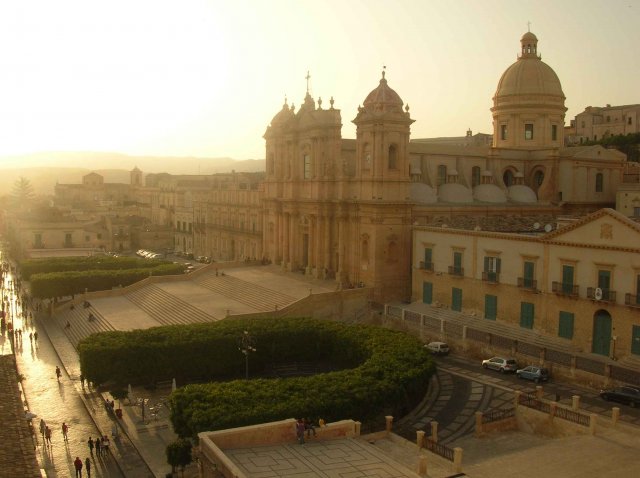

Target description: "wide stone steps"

left=56, top=304, right=117, bottom=348
left=125, top=284, right=216, bottom=326
left=195, top=274, right=295, bottom=312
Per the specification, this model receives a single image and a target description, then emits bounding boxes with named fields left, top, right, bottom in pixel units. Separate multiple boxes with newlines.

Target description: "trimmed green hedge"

left=29, top=263, right=184, bottom=298
left=20, top=256, right=167, bottom=280
left=78, top=317, right=434, bottom=438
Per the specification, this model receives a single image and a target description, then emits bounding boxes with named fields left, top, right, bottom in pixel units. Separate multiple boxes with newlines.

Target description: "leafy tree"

left=166, top=438, right=192, bottom=476
left=110, top=387, right=128, bottom=409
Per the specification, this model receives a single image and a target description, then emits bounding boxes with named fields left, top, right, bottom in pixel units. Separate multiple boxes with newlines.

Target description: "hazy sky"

left=0, top=0, right=638, bottom=160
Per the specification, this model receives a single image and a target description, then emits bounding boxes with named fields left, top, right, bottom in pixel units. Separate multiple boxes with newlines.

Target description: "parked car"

left=482, top=356, right=518, bottom=373
left=516, top=365, right=549, bottom=383
left=425, top=341, right=450, bottom=356
left=599, top=386, right=640, bottom=408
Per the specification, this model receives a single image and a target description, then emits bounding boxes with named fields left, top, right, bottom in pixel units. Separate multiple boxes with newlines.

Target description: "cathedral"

left=260, top=31, right=626, bottom=301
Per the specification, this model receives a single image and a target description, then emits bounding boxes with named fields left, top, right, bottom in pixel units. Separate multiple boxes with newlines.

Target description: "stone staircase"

left=125, top=284, right=217, bottom=326
left=195, top=274, right=296, bottom=311
left=56, top=304, right=117, bottom=348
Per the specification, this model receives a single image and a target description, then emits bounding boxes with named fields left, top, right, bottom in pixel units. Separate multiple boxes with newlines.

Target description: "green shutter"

left=424, top=248, right=432, bottom=267
left=524, top=261, right=534, bottom=288
left=632, top=325, right=640, bottom=356
left=597, top=270, right=610, bottom=290
left=558, top=311, right=574, bottom=339
left=520, top=302, right=534, bottom=329
left=454, top=252, right=462, bottom=271
left=496, top=258, right=501, bottom=273
left=452, top=288, right=462, bottom=312
left=562, top=265, right=574, bottom=294
left=484, top=294, right=497, bottom=320
left=483, top=256, right=489, bottom=272
left=422, top=282, right=433, bottom=304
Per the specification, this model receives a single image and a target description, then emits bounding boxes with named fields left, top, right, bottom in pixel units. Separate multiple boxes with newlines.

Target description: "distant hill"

left=0, top=151, right=266, bottom=195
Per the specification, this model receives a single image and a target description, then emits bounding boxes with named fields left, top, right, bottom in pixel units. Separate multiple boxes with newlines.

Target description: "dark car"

left=482, top=356, right=518, bottom=373
left=516, top=365, right=549, bottom=383
left=600, top=386, right=640, bottom=408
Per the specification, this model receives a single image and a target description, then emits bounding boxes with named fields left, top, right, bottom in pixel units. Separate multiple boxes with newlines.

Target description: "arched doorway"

left=592, top=309, right=612, bottom=356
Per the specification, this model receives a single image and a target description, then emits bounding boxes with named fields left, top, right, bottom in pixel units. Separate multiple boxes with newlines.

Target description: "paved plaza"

left=3, top=260, right=640, bottom=477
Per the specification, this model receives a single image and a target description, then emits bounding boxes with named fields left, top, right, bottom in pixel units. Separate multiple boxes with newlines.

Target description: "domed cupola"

left=491, top=30, right=567, bottom=150
left=269, top=98, right=295, bottom=128
left=361, top=70, right=405, bottom=115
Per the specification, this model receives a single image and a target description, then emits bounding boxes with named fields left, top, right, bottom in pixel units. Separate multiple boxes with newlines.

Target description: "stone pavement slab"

left=223, top=437, right=424, bottom=478
left=37, top=313, right=156, bottom=477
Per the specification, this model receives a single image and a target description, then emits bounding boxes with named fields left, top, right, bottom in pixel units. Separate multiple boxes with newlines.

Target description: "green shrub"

left=20, top=256, right=168, bottom=280
left=29, top=263, right=184, bottom=298
left=78, top=317, right=434, bottom=438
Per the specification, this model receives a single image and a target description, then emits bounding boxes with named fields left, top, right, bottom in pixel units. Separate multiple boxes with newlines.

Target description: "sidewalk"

left=37, top=313, right=158, bottom=477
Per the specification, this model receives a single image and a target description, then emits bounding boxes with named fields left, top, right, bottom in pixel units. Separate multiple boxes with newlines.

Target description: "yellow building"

left=412, top=208, right=640, bottom=361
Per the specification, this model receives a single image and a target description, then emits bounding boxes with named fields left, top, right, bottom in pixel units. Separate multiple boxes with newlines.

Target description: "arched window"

left=363, top=143, right=371, bottom=170
left=595, top=173, right=603, bottom=193
left=472, top=166, right=481, bottom=187
left=503, top=169, right=515, bottom=187
left=437, top=165, right=447, bottom=186
left=388, top=144, right=397, bottom=169
left=532, top=170, right=544, bottom=193
left=361, top=238, right=369, bottom=265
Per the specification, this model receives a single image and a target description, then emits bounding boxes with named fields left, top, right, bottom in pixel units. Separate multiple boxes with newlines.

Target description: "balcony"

left=418, top=261, right=434, bottom=272
left=448, top=266, right=464, bottom=277
left=552, top=281, right=579, bottom=297
left=482, top=271, right=500, bottom=283
left=517, top=277, right=537, bottom=290
left=587, top=287, right=617, bottom=302
left=625, top=293, right=640, bottom=308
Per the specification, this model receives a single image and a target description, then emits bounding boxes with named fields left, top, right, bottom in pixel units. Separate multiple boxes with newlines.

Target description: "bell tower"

left=352, top=69, right=414, bottom=201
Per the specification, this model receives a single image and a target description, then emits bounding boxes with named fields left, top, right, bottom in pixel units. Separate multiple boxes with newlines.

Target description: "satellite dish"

left=533, top=222, right=541, bottom=230
left=544, top=224, right=553, bottom=232
left=594, top=288, right=603, bottom=300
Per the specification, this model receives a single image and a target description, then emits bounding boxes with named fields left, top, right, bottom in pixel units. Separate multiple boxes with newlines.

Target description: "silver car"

left=482, top=356, right=518, bottom=373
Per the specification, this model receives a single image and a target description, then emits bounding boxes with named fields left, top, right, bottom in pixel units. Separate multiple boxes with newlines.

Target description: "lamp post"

left=238, top=330, right=256, bottom=380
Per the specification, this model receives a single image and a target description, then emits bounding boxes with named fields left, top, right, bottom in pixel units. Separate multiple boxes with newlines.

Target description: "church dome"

left=508, top=184, right=538, bottom=203
left=438, top=183, right=473, bottom=203
left=410, top=182, right=438, bottom=204
left=362, top=70, right=404, bottom=113
left=473, top=184, right=508, bottom=203
left=270, top=99, right=295, bottom=126
left=494, top=31, right=564, bottom=100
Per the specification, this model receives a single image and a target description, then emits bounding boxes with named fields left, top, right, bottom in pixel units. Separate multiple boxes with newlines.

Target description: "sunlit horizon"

left=0, top=0, right=638, bottom=161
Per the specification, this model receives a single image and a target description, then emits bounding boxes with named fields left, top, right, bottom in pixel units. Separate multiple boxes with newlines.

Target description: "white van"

left=425, top=341, right=450, bottom=355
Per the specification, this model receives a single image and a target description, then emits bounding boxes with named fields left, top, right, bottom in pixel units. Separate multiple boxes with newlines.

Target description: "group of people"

left=73, top=456, right=91, bottom=477
left=295, top=417, right=321, bottom=444
left=87, top=434, right=111, bottom=457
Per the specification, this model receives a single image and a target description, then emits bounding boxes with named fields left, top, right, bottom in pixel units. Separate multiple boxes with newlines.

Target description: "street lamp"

left=238, top=330, right=256, bottom=380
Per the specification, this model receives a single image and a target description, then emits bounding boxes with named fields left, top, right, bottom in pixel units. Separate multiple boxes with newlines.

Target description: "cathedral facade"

left=259, top=31, right=626, bottom=301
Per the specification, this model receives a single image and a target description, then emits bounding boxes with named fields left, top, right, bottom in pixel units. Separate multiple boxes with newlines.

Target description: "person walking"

left=73, top=456, right=83, bottom=477
left=39, top=418, right=46, bottom=439
left=33, top=331, right=38, bottom=343
left=55, top=366, right=61, bottom=381
left=87, top=436, right=94, bottom=455
left=94, top=436, right=101, bottom=457
left=44, top=426, right=52, bottom=446
left=62, top=422, right=69, bottom=441
left=296, top=418, right=305, bottom=445
left=85, top=457, right=91, bottom=477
